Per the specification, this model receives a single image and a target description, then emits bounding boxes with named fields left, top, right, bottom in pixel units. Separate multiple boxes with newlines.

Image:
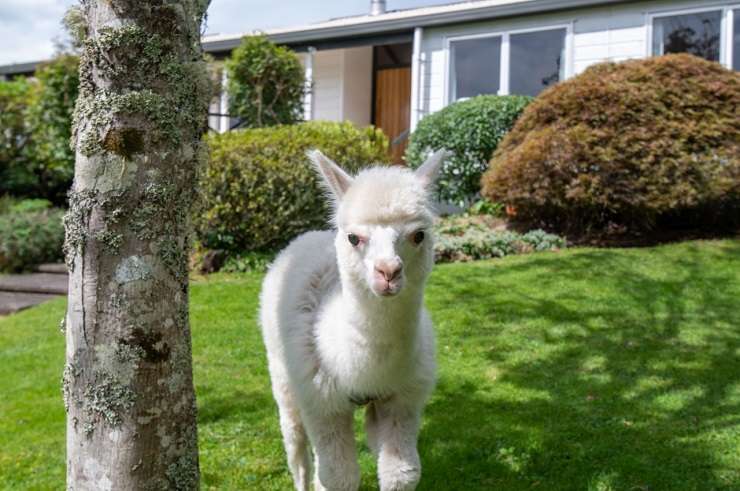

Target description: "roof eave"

left=203, top=0, right=630, bottom=53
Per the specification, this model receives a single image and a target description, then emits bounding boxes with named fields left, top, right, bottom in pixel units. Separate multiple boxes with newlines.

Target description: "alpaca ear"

left=307, top=149, right=354, bottom=199
left=415, top=149, right=451, bottom=187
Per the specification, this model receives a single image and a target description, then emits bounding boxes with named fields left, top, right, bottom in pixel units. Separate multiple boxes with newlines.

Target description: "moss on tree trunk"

left=63, top=1, right=211, bottom=489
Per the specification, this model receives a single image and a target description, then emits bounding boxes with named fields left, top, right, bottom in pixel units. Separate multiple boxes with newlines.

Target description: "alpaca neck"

left=340, top=276, right=424, bottom=343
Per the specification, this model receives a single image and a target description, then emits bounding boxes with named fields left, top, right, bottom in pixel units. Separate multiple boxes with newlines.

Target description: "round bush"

left=195, top=121, right=390, bottom=252
left=482, top=54, right=740, bottom=234
left=226, top=35, right=306, bottom=128
left=405, top=95, right=532, bottom=206
left=0, top=203, right=65, bottom=273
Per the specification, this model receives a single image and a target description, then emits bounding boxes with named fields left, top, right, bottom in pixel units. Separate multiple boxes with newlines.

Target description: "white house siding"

left=311, top=49, right=344, bottom=121
left=340, top=46, right=373, bottom=126
left=302, top=46, right=373, bottom=125
left=418, top=0, right=734, bottom=118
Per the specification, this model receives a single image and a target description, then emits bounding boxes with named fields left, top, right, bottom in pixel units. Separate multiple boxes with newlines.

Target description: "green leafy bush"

left=195, top=121, right=389, bottom=252
left=406, top=95, right=532, bottom=206
left=0, top=78, right=35, bottom=197
left=434, top=214, right=565, bottom=263
left=0, top=56, right=79, bottom=204
left=0, top=201, right=65, bottom=272
left=226, top=35, right=306, bottom=128
left=482, top=54, right=740, bottom=235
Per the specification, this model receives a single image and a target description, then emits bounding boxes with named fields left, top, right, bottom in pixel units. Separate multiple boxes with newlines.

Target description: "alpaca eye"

left=413, top=231, right=425, bottom=244
left=348, top=233, right=360, bottom=246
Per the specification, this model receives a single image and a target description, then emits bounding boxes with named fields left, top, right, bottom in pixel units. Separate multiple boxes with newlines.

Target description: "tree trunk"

left=62, top=1, right=211, bottom=489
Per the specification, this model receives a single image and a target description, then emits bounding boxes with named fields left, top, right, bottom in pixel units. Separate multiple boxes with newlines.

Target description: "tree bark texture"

left=63, top=1, right=211, bottom=489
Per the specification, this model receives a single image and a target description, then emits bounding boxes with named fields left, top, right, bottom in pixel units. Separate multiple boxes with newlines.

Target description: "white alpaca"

left=259, top=149, right=448, bottom=491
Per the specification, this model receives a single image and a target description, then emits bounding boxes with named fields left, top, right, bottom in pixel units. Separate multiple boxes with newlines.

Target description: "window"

left=510, top=28, right=566, bottom=96
left=652, top=11, right=722, bottom=62
left=448, top=36, right=501, bottom=102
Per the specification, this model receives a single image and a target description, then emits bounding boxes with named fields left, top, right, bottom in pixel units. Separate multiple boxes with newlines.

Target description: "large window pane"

left=734, top=10, right=740, bottom=70
left=510, top=28, right=566, bottom=96
left=652, top=11, right=721, bottom=62
left=449, top=36, right=501, bottom=101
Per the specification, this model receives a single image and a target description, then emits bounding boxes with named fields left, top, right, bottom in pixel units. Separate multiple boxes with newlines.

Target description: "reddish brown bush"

left=482, top=54, right=740, bottom=235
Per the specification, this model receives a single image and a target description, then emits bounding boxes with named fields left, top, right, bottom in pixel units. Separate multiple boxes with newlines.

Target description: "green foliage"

left=0, top=200, right=65, bottom=272
left=468, top=198, right=504, bottom=217
left=226, top=35, right=306, bottom=128
left=26, top=55, right=79, bottom=204
left=0, top=78, right=35, bottom=197
left=195, top=121, right=389, bottom=252
left=406, top=95, right=532, bottom=206
left=221, top=251, right=274, bottom=274
left=434, top=215, right=565, bottom=263
left=2, top=240, right=740, bottom=489
left=0, top=56, right=79, bottom=205
left=483, top=54, right=740, bottom=235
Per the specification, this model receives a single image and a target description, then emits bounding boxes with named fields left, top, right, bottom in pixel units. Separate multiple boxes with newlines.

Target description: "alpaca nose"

left=375, top=259, right=403, bottom=282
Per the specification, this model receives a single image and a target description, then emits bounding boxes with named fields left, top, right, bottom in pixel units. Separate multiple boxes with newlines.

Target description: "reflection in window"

left=510, top=28, right=566, bottom=96
left=652, top=11, right=721, bottom=62
left=734, top=10, right=740, bottom=70
left=449, top=36, right=501, bottom=101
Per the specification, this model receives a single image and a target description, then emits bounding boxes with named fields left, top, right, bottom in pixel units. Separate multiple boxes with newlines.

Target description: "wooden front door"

left=374, top=66, right=411, bottom=163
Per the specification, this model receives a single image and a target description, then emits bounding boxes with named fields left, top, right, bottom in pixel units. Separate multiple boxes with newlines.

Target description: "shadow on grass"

left=420, top=242, right=740, bottom=490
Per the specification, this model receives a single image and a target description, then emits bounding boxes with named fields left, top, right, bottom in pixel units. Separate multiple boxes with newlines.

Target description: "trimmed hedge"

left=406, top=95, right=532, bottom=206
left=0, top=199, right=65, bottom=273
left=195, top=121, right=390, bottom=252
left=482, top=54, right=740, bottom=234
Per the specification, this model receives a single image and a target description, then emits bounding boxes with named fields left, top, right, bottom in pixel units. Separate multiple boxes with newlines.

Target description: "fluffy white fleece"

left=259, top=150, right=448, bottom=491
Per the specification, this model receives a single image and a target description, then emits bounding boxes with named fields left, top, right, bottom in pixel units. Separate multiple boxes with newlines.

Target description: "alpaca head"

left=308, top=150, right=448, bottom=298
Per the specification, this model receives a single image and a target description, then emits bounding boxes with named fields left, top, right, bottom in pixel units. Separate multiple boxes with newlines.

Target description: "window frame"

left=646, top=4, right=740, bottom=69
left=444, top=22, right=574, bottom=105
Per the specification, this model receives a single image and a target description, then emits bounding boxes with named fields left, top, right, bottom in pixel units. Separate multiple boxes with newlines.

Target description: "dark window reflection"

left=652, top=11, right=721, bottom=62
left=510, top=28, right=566, bottom=96
left=734, top=10, right=740, bottom=70
left=450, top=36, right=501, bottom=101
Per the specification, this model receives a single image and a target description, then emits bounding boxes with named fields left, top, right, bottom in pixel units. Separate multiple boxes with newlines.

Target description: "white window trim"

left=443, top=22, right=573, bottom=105
left=645, top=3, right=740, bottom=69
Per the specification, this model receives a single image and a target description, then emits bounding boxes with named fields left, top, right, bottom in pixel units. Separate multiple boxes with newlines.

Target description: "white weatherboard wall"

left=305, top=47, right=373, bottom=125
left=417, top=0, right=735, bottom=118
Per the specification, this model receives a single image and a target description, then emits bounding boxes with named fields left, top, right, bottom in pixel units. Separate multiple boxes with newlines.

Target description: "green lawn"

left=1, top=240, right=739, bottom=490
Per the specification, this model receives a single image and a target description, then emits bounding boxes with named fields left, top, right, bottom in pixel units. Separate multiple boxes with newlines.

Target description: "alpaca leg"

left=272, top=380, right=311, bottom=491
left=303, top=411, right=360, bottom=491
left=366, top=400, right=422, bottom=491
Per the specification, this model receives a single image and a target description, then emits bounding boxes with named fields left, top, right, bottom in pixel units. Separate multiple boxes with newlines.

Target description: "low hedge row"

left=0, top=199, right=65, bottom=273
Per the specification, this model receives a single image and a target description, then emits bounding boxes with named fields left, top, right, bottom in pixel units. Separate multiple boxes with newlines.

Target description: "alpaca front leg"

left=366, top=401, right=422, bottom=491
left=304, top=410, right=360, bottom=491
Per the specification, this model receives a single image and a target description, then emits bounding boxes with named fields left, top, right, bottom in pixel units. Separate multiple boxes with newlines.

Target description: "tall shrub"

left=226, top=35, right=306, bottom=128
left=405, top=95, right=532, bottom=207
left=196, top=121, right=389, bottom=252
left=27, top=54, right=79, bottom=204
left=482, top=54, right=740, bottom=234
left=0, top=78, right=35, bottom=196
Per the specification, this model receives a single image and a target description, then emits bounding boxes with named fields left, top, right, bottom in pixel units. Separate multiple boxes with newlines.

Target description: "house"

left=2, top=0, right=738, bottom=160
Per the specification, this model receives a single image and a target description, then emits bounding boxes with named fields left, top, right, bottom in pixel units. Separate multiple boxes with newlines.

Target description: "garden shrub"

left=195, top=121, right=389, bottom=252
left=226, top=35, right=306, bottom=128
left=406, top=95, right=532, bottom=207
left=26, top=55, right=79, bottom=205
left=0, top=78, right=35, bottom=197
left=0, top=56, right=79, bottom=205
left=434, top=215, right=565, bottom=263
left=0, top=200, right=65, bottom=272
left=482, top=54, right=740, bottom=235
